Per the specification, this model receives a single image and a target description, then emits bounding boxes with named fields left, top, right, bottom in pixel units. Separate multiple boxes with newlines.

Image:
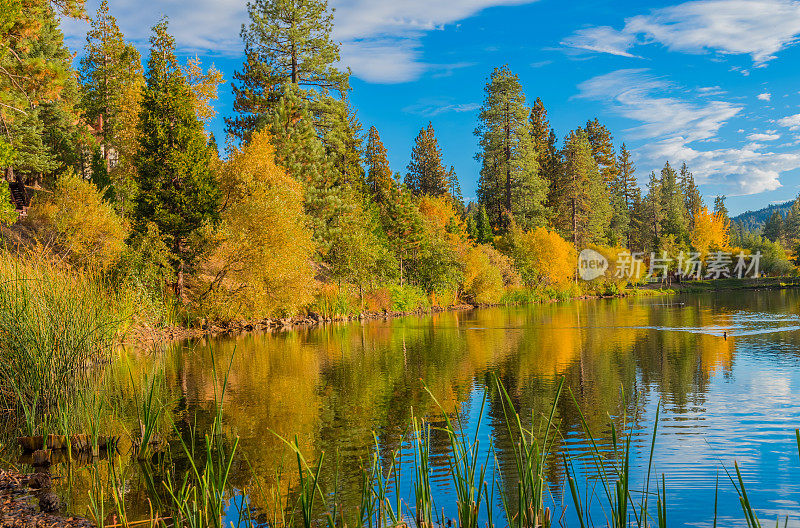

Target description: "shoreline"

left=124, top=276, right=800, bottom=349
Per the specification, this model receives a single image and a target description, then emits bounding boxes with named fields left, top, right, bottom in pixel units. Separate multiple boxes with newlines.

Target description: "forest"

left=1, top=0, right=797, bottom=326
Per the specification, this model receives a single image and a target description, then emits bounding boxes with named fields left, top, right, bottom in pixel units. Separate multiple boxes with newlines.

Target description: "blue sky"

left=61, top=0, right=800, bottom=215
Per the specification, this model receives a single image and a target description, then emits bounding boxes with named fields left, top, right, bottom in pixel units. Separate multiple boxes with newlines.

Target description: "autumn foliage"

left=197, top=130, right=315, bottom=319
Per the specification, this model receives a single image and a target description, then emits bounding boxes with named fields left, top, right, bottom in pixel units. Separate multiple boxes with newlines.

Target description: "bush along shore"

left=1, top=360, right=798, bottom=528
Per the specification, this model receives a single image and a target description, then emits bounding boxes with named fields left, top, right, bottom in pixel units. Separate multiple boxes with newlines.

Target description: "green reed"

left=163, top=350, right=239, bottom=528
left=494, top=375, right=563, bottom=528
left=0, top=255, right=122, bottom=410
left=412, top=413, right=434, bottom=527
left=129, top=364, right=167, bottom=459
left=426, top=385, right=490, bottom=528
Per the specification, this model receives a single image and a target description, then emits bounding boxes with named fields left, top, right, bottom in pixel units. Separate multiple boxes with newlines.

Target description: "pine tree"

left=405, top=122, right=449, bottom=196
left=475, top=204, right=493, bottom=243
left=79, top=0, right=144, bottom=214
left=475, top=66, right=545, bottom=231
left=552, top=128, right=611, bottom=247
left=784, top=196, right=800, bottom=245
left=2, top=6, right=84, bottom=185
left=365, top=126, right=394, bottom=204
left=679, top=162, right=703, bottom=228
left=763, top=210, right=784, bottom=242
left=659, top=161, right=689, bottom=245
left=382, top=184, right=424, bottom=285
left=134, top=20, right=221, bottom=300
left=227, top=0, right=349, bottom=140
left=713, top=195, right=729, bottom=219
left=585, top=118, right=618, bottom=183
left=612, top=143, right=639, bottom=248
left=643, top=171, right=663, bottom=251
left=446, top=165, right=464, bottom=213
left=529, top=97, right=550, bottom=165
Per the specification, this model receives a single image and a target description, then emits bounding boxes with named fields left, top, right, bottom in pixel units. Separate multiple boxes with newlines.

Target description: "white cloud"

left=332, top=0, right=539, bottom=82
left=576, top=69, right=800, bottom=194
left=403, top=101, right=480, bottom=116
left=562, top=0, right=800, bottom=64
left=576, top=69, right=741, bottom=142
left=747, top=132, right=781, bottom=141
left=61, top=0, right=539, bottom=83
left=758, top=92, right=772, bottom=101
left=778, top=113, right=800, bottom=130
left=560, top=26, right=639, bottom=57
left=60, top=0, right=245, bottom=54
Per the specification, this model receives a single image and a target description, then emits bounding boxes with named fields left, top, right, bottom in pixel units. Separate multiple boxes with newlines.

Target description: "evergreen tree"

left=552, top=128, right=611, bottom=247
left=713, top=195, right=729, bottom=219
left=643, top=171, right=663, bottom=251
left=612, top=143, right=639, bottom=248
left=585, top=118, right=618, bottom=183
left=763, top=210, right=784, bottom=242
left=227, top=0, right=349, bottom=140
left=529, top=97, right=550, bottom=168
left=446, top=165, right=464, bottom=213
left=475, top=66, right=545, bottom=231
left=405, top=122, right=449, bottom=196
left=365, top=126, right=394, bottom=204
left=679, top=162, right=703, bottom=228
left=659, top=161, right=689, bottom=245
left=784, top=196, right=800, bottom=245
left=79, top=0, right=144, bottom=214
left=475, top=204, right=493, bottom=243
left=134, top=20, right=221, bottom=300
left=2, top=6, right=84, bottom=185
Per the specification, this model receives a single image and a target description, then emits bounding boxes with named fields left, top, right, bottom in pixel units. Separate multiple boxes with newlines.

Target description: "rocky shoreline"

left=0, top=468, right=93, bottom=527
left=126, top=303, right=477, bottom=348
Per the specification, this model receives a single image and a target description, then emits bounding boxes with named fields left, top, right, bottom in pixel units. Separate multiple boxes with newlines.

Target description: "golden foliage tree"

left=198, top=130, right=315, bottom=319
left=691, top=206, right=729, bottom=257
left=28, top=172, right=126, bottom=271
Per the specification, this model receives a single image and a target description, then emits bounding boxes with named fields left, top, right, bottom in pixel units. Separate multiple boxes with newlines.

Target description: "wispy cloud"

left=61, top=0, right=540, bottom=83
left=562, top=0, right=800, bottom=64
left=403, top=101, right=480, bottom=116
left=758, top=92, right=772, bottom=101
left=560, top=26, right=639, bottom=57
left=576, top=68, right=800, bottom=194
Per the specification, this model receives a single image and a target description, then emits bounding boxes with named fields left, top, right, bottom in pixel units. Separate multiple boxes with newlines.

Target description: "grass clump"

left=0, top=253, right=124, bottom=409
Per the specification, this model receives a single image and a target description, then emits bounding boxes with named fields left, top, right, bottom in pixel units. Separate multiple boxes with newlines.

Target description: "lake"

left=27, top=289, right=800, bottom=526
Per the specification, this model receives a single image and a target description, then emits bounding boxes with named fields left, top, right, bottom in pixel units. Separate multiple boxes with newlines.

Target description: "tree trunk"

left=504, top=100, right=512, bottom=218
left=174, top=240, right=186, bottom=303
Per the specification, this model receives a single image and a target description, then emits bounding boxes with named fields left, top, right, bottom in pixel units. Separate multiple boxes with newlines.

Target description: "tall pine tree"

left=134, top=20, right=220, bottom=299
left=365, top=125, right=394, bottom=204
left=405, top=122, right=449, bottom=196
left=552, top=128, right=611, bottom=247
left=79, top=0, right=144, bottom=214
left=227, top=0, right=349, bottom=140
left=475, top=66, right=545, bottom=231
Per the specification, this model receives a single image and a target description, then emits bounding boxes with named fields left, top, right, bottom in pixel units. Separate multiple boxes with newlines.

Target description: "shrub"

left=27, top=172, right=126, bottom=271
left=510, top=226, right=576, bottom=287
left=313, top=284, right=357, bottom=318
left=462, top=245, right=504, bottom=304
left=389, top=284, right=430, bottom=312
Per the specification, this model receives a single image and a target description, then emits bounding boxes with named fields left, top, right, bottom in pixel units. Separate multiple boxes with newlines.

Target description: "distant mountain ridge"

left=732, top=200, right=793, bottom=231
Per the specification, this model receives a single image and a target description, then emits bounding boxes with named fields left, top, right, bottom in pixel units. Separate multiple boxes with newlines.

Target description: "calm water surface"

left=22, top=290, right=800, bottom=526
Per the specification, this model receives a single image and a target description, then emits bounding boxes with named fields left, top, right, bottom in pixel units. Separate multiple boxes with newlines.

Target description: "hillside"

left=731, top=200, right=793, bottom=232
